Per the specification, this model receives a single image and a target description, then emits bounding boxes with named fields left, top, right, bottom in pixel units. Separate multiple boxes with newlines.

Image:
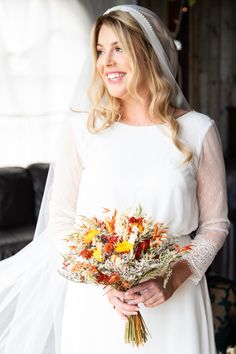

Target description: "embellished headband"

left=104, top=6, right=154, bottom=35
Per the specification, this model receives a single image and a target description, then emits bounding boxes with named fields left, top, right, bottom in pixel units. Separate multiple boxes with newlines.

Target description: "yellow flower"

left=93, top=248, right=103, bottom=262
left=84, top=229, right=99, bottom=244
left=115, top=241, right=133, bottom=253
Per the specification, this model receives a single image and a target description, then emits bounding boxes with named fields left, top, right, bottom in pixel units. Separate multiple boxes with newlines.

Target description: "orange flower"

left=152, top=224, right=159, bottom=239
left=104, top=242, right=114, bottom=254
left=179, top=245, right=192, bottom=253
left=122, top=281, right=130, bottom=289
left=72, top=263, right=81, bottom=272
left=69, top=245, right=77, bottom=251
left=102, top=207, right=111, bottom=213
left=107, top=274, right=120, bottom=284
left=129, top=216, right=144, bottom=232
left=152, top=224, right=167, bottom=240
left=105, top=209, right=117, bottom=234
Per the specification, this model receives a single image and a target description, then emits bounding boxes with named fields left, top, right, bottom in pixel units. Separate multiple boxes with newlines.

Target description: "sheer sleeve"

left=48, top=117, right=83, bottom=254
left=183, top=121, right=230, bottom=284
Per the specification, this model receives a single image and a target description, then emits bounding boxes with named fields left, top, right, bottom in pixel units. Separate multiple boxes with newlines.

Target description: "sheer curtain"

left=0, top=0, right=92, bottom=167
left=0, top=0, right=136, bottom=167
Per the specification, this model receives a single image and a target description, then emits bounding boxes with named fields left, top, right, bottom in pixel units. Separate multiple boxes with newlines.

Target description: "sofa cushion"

left=0, top=167, right=34, bottom=228
left=0, top=225, right=34, bottom=260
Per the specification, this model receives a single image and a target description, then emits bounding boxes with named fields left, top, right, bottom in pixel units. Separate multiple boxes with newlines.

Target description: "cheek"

left=121, top=57, right=131, bottom=69
left=96, top=59, right=102, bottom=74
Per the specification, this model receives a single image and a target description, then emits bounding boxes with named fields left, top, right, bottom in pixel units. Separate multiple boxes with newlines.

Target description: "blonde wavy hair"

left=87, top=10, right=193, bottom=163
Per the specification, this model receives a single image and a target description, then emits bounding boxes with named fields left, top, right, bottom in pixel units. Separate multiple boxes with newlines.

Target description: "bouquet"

left=59, top=205, right=192, bottom=347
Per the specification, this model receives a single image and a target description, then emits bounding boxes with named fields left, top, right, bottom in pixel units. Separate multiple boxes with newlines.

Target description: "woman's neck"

left=120, top=97, right=157, bottom=125
left=120, top=98, right=188, bottom=125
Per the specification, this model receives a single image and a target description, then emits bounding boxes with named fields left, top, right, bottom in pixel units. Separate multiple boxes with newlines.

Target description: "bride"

left=0, top=4, right=229, bottom=354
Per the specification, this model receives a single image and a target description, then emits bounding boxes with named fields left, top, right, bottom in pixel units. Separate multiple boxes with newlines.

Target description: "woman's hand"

left=124, top=260, right=193, bottom=308
left=106, top=287, right=140, bottom=320
left=124, top=278, right=174, bottom=308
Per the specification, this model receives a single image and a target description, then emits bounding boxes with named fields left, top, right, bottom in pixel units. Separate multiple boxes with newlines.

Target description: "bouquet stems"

left=124, top=312, right=150, bottom=347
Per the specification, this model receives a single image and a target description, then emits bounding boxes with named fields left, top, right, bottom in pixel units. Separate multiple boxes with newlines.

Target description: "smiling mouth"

left=107, top=72, right=126, bottom=84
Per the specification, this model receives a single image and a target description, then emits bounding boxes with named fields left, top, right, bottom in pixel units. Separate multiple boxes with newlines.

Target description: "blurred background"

left=0, top=1, right=235, bottom=351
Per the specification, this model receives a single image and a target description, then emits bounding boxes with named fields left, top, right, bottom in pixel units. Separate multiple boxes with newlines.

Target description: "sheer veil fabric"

left=0, top=4, right=230, bottom=354
left=0, top=164, right=67, bottom=353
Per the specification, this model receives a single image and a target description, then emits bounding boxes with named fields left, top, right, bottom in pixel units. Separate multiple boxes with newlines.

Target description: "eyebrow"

left=96, top=41, right=119, bottom=47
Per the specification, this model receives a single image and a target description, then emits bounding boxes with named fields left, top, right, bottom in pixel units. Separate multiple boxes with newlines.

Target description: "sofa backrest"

left=0, top=163, right=49, bottom=229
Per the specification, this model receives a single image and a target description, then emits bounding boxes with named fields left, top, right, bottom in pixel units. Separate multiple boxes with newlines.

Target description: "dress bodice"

left=74, top=112, right=202, bottom=237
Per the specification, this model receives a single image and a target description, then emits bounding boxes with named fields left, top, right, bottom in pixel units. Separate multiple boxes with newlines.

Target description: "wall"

left=189, top=0, right=236, bottom=151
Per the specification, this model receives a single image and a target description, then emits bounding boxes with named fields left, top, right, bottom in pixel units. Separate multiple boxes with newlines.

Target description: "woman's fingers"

left=143, top=294, right=165, bottom=307
left=106, top=287, right=139, bottom=320
left=125, top=279, right=166, bottom=306
left=125, top=282, right=148, bottom=296
left=114, top=297, right=139, bottom=315
left=106, top=278, right=169, bottom=316
left=107, top=287, right=126, bottom=301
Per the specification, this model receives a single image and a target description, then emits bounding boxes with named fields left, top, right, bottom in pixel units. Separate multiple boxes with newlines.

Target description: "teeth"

left=107, top=73, right=126, bottom=79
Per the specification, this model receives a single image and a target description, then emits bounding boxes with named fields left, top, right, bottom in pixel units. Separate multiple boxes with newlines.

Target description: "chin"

left=107, top=89, right=128, bottom=100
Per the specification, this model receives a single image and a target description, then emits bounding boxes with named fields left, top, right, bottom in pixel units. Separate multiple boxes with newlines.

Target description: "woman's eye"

left=114, top=47, right=123, bottom=53
left=96, top=49, right=104, bottom=57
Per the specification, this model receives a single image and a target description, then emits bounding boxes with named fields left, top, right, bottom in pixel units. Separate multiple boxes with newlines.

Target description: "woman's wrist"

left=170, top=260, right=193, bottom=292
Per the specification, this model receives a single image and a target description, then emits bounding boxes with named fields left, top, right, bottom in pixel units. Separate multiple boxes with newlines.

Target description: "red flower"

left=135, top=240, right=150, bottom=258
left=80, top=248, right=93, bottom=259
left=129, top=217, right=137, bottom=223
left=103, top=235, right=118, bottom=244
left=96, top=273, right=110, bottom=283
left=129, top=216, right=143, bottom=224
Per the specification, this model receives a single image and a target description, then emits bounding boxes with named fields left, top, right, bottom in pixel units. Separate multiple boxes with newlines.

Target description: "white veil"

left=0, top=5, right=190, bottom=354
left=0, top=162, right=68, bottom=353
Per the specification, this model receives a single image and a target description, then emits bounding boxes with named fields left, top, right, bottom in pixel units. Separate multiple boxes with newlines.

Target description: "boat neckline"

left=114, top=110, right=194, bottom=127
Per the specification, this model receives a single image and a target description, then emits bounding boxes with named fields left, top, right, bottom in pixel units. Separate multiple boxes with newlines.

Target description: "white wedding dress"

left=47, top=110, right=229, bottom=354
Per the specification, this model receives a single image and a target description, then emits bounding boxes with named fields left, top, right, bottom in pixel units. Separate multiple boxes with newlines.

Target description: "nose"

left=103, top=51, right=115, bottom=67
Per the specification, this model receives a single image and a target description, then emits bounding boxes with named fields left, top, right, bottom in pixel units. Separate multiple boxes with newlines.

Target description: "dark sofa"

left=0, top=163, right=49, bottom=260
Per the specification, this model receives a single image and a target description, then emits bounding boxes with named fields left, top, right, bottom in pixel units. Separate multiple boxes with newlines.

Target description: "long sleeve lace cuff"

left=183, top=225, right=229, bottom=284
left=183, top=121, right=230, bottom=284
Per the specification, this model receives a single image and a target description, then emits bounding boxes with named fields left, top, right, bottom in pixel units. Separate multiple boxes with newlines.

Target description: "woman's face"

left=96, top=24, right=131, bottom=101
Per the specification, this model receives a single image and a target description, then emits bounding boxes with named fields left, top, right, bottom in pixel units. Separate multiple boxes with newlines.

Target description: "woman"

left=56, top=4, right=229, bottom=354
left=0, top=4, right=230, bottom=354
